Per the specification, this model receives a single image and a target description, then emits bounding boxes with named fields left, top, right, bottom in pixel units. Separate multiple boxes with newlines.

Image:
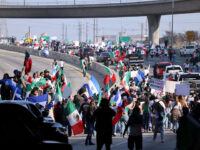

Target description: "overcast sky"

left=1, top=0, right=200, bottom=41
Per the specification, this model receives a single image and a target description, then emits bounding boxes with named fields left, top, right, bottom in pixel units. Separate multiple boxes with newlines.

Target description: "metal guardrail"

left=0, top=0, right=158, bottom=6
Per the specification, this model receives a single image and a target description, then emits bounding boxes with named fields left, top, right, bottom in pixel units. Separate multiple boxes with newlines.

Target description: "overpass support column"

left=147, top=15, right=161, bottom=46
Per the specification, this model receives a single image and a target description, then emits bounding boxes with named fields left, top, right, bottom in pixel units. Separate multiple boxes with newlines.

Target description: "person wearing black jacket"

left=54, top=101, right=66, bottom=126
left=123, top=106, right=143, bottom=150
left=92, top=99, right=116, bottom=150
left=85, top=101, right=96, bottom=145
left=0, top=73, right=12, bottom=100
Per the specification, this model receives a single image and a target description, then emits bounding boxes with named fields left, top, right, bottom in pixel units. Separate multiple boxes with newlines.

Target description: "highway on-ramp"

left=0, top=49, right=89, bottom=96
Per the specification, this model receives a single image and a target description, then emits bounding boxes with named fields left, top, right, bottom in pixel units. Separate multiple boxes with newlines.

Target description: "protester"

left=123, top=106, right=143, bottom=150
left=0, top=73, right=12, bottom=100
left=184, top=59, right=190, bottom=72
left=142, top=98, right=150, bottom=132
left=153, top=96, right=166, bottom=143
left=92, top=99, right=116, bottom=150
left=85, top=101, right=96, bottom=145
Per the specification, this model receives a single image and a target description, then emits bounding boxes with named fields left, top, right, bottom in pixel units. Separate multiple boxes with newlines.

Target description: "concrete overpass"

left=0, top=0, right=200, bottom=45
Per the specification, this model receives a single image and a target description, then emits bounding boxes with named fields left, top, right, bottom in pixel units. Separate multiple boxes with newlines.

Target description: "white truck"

left=163, top=65, right=184, bottom=81
left=180, top=45, right=196, bottom=56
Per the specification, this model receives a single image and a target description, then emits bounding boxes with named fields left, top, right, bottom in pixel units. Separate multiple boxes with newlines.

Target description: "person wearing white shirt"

left=60, top=59, right=64, bottom=70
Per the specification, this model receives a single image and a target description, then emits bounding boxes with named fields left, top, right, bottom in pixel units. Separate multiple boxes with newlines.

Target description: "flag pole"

left=12, top=88, right=18, bottom=100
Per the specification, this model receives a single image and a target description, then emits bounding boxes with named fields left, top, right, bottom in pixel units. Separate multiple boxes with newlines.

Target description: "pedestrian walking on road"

left=184, top=59, right=190, bottom=72
left=85, top=101, right=96, bottom=145
left=142, top=98, right=150, bottom=132
left=92, top=99, right=116, bottom=150
left=153, top=96, right=166, bottom=143
left=123, top=106, right=143, bottom=150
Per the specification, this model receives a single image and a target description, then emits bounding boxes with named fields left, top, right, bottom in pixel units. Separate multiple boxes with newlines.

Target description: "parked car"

left=96, top=52, right=110, bottom=62
left=153, top=62, right=172, bottom=78
left=176, top=73, right=200, bottom=93
left=180, top=45, right=196, bottom=56
left=0, top=100, right=72, bottom=147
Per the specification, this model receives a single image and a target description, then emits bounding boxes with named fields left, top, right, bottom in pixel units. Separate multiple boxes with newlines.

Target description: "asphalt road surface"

left=0, top=49, right=90, bottom=96
left=69, top=131, right=176, bottom=150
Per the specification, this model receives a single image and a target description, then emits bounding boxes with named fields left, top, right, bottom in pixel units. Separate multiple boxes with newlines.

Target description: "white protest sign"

left=175, top=84, right=190, bottom=96
left=165, top=81, right=180, bottom=93
left=62, top=86, right=72, bottom=99
left=150, top=78, right=164, bottom=92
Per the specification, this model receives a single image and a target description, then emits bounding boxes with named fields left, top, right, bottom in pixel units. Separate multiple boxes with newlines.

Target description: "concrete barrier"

left=0, top=44, right=120, bottom=89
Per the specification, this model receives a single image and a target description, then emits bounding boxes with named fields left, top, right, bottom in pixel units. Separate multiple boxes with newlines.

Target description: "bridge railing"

left=0, top=0, right=157, bottom=6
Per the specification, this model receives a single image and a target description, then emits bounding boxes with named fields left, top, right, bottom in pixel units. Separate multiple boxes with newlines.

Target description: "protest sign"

left=62, top=86, right=72, bottom=99
left=165, top=81, right=180, bottom=93
left=175, top=84, right=190, bottom=96
left=150, top=78, right=164, bottom=91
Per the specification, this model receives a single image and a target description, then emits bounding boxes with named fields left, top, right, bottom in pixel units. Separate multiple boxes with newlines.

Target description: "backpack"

left=152, top=101, right=165, bottom=120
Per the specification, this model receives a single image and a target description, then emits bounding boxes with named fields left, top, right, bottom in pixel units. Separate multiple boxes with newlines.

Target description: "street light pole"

left=171, top=0, right=174, bottom=48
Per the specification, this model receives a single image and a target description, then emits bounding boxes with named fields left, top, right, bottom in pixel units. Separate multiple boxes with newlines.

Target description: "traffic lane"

left=69, top=131, right=176, bottom=150
left=0, top=50, right=88, bottom=95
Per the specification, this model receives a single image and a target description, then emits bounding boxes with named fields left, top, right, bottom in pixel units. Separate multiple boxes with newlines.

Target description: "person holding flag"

left=80, top=58, right=86, bottom=77
left=24, top=50, right=32, bottom=74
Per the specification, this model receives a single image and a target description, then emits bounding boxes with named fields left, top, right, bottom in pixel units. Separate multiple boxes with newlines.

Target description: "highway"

left=0, top=49, right=89, bottom=96
left=69, top=131, right=176, bottom=150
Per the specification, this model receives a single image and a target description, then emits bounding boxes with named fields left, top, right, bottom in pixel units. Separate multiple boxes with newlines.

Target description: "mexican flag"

left=104, top=66, right=116, bottom=82
left=121, top=71, right=131, bottom=94
left=55, top=82, right=62, bottom=103
left=80, top=59, right=86, bottom=72
left=26, top=78, right=47, bottom=92
left=64, top=100, right=84, bottom=135
left=116, top=61, right=126, bottom=70
left=109, top=52, right=114, bottom=58
left=104, top=74, right=110, bottom=86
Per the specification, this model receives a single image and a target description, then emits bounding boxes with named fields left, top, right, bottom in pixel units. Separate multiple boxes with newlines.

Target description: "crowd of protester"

left=0, top=49, right=200, bottom=150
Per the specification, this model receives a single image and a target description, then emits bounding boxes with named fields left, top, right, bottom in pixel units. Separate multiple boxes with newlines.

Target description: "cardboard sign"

left=165, top=81, right=180, bottom=93
left=62, top=86, right=72, bottom=99
left=175, top=84, right=190, bottom=96
left=150, top=78, right=164, bottom=92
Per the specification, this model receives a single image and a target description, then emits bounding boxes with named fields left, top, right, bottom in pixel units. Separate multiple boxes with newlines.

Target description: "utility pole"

left=28, top=26, right=31, bottom=39
left=65, top=24, right=67, bottom=42
left=93, top=18, right=96, bottom=43
left=79, top=22, right=82, bottom=42
left=145, top=18, right=148, bottom=40
left=86, top=22, right=88, bottom=42
left=62, top=23, right=65, bottom=42
left=141, top=23, right=144, bottom=41
left=96, top=19, right=98, bottom=39
left=171, top=0, right=174, bottom=48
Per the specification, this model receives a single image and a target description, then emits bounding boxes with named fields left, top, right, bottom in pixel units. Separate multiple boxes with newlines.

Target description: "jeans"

left=143, top=111, right=150, bottom=131
left=85, top=122, right=94, bottom=144
left=172, top=120, right=179, bottom=131
left=120, top=115, right=129, bottom=136
left=164, top=114, right=172, bottom=129
left=38, top=50, right=41, bottom=56
left=153, top=118, right=164, bottom=141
